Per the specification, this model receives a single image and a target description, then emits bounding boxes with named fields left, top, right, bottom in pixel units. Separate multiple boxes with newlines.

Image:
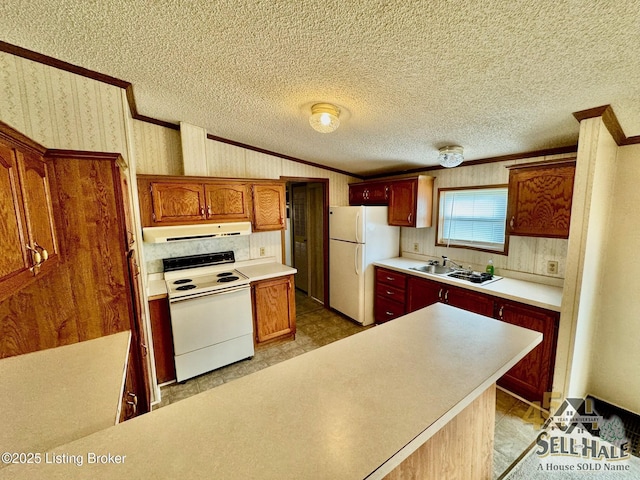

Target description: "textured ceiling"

left=2, top=1, right=640, bottom=175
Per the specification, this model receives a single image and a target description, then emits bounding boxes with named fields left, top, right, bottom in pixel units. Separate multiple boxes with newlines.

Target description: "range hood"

left=143, top=222, right=252, bottom=243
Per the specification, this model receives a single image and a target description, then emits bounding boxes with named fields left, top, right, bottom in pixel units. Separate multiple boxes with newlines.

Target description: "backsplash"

left=142, top=230, right=282, bottom=273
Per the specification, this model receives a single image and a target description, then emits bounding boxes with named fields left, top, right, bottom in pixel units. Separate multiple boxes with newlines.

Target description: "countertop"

left=0, top=304, right=541, bottom=479
left=375, top=257, right=563, bottom=311
left=146, top=258, right=296, bottom=300
left=0, top=331, right=130, bottom=461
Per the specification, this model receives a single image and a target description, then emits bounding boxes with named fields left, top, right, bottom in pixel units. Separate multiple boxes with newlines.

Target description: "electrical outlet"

left=259, top=247, right=265, bottom=257
left=413, top=243, right=420, bottom=252
left=547, top=260, right=558, bottom=275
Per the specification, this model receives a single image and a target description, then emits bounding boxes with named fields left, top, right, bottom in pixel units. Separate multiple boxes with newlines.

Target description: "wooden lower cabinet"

left=378, top=269, right=559, bottom=403
left=120, top=346, right=145, bottom=422
left=252, top=275, right=296, bottom=345
left=495, top=300, right=559, bottom=402
left=148, top=296, right=176, bottom=384
left=374, top=267, right=407, bottom=323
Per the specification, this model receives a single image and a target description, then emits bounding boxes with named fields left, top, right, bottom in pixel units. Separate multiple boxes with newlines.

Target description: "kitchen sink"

left=410, top=265, right=455, bottom=275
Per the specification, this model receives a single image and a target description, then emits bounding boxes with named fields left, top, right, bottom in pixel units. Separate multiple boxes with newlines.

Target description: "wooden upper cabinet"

left=349, top=181, right=389, bottom=206
left=506, top=160, right=576, bottom=238
left=204, top=182, right=251, bottom=222
left=388, top=176, right=434, bottom=228
left=149, top=182, right=207, bottom=224
left=0, top=127, right=58, bottom=302
left=138, top=175, right=284, bottom=229
left=252, top=182, right=286, bottom=231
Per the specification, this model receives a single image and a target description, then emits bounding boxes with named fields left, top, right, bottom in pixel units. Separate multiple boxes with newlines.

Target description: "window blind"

left=439, top=188, right=507, bottom=250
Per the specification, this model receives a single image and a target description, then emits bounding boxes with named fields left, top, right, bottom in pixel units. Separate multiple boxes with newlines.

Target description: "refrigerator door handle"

left=354, top=245, right=360, bottom=276
left=355, top=212, right=360, bottom=243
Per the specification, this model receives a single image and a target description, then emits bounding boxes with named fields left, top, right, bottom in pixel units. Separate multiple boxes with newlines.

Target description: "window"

left=436, top=185, right=508, bottom=254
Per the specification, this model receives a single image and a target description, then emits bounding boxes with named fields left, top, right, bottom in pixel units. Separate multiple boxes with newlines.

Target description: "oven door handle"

left=169, top=285, right=250, bottom=303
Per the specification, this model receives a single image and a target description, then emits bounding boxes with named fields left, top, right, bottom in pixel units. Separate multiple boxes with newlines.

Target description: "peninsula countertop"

left=0, top=304, right=541, bottom=479
left=0, top=332, right=130, bottom=460
left=374, top=256, right=563, bottom=311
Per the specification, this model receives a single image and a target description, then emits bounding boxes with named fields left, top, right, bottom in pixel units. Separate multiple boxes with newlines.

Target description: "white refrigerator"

left=329, top=206, right=400, bottom=325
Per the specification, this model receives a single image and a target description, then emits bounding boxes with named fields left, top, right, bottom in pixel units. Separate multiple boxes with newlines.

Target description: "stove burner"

left=176, top=284, right=197, bottom=290
left=173, top=279, right=193, bottom=285
left=217, top=276, right=239, bottom=283
left=217, top=272, right=234, bottom=277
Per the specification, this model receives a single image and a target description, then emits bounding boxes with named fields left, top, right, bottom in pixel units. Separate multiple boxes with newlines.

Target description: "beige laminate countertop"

left=375, top=257, right=563, bottom=311
left=0, top=332, right=130, bottom=461
left=0, top=304, right=541, bottom=480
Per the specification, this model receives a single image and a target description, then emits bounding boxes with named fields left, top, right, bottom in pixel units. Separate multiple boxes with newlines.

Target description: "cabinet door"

left=349, top=183, right=368, bottom=205
left=495, top=300, right=559, bottom=402
left=368, top=182, right=390, bottom=204
left=204, top=182, right=251, bottom=221
left=150, top=182, right=206, bottom=224
left=126, top=250, right=151, bottom=413
left=507, top=162, right=575, bottom=238
left=406, top=276, right=441, bottom=313
left=120, top=346, right=143, bottom=422
left=149, top=297, right=176, bottom=384
left=253, top=275, right=296, bottom=344
left=446, top=286, right=495, bottom=317
left=0, top=142, right=30, bottom=287
left=388, top=179, right=417, bottom=226
left=252, top=183, right=285, bottom=231
left=17, top=151, right=57, bottom=263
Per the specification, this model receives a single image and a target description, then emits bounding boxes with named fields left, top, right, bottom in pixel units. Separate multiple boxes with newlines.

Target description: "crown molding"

left=573, top=105, right=640, bottom=146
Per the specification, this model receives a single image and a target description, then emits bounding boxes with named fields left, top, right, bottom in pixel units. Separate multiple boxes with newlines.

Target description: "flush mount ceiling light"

left=438, top=145, right=464, bottom=168
left=309, top=103, right=340, bottom=133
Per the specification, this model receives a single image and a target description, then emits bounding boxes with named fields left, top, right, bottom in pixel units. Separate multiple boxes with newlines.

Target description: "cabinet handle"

left=438, top=288, right=443, bottom=300
left=386, top=276, right=394, bottom=281
left=141, top=343, right=148, bottom=357
left=444, top=290, right=449, bottom=303
left=207, top=205, right=212, bottom=216
left=34, top=242, right=49, bottom=262
left=26, top=244, right=42, bottom=273
left=127, top=392, right=138, bottom=406
left=386, top=290, right=394, bottom=295
left=126, top=400, right=137, bottom=415
left=407, top=213, right=412, bottom=224
left=200, top=207, right=205, bottom=216
left=127, top=230, right=135, bottom=247
left=385, top=311, right=394, bottom=316
left=498, top=306, right=504, bottom=319
left=510, top=216, right=515, bottom=229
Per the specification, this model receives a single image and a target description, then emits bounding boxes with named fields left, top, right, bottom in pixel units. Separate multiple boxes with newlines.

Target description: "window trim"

left=435, top=184, right=510, bottom=255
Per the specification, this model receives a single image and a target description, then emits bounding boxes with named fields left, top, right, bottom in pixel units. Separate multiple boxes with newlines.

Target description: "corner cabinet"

left=252, top=275, right=296, bottom=345
left=506, top=160, right=576, bottom=238
left=349, top=176, right=434, bottom=228
left=0, top=124, right=58, bottom=302
left=252, top=182, right=286, bottom=231
left=495, top=300, right=559, bottom=402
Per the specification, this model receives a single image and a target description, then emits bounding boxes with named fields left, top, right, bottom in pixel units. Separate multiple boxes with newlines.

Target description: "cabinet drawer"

left=375, top=267, right=407, bottom=289
left=375, top=282, right=406, bottom=304
left=375, top=295, right=406, bottom=323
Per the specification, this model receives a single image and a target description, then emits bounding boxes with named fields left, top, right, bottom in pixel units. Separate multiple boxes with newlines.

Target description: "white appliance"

left=164, top=252, right=254, bottom=382
left=143, top=222, right=252, bottom=243
left=329, top=206, right=400, bottom=325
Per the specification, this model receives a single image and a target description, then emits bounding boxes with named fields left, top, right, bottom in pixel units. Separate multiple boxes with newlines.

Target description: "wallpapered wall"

left=397, top=154, right=573, bottom=283
left=0, top=51, right=129, bottom=161
left=0, top=50, right=357, bottom=273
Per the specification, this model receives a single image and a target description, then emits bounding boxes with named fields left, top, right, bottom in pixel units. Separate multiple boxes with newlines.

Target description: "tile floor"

left=156, top=290, right=543, bottom=479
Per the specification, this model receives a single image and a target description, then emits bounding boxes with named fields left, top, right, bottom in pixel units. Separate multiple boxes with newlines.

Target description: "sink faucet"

left=442, top=256, right=463, bottom=270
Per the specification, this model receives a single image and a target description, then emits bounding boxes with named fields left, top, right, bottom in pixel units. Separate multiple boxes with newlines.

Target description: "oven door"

left=169, top=285, right=253, bottom=356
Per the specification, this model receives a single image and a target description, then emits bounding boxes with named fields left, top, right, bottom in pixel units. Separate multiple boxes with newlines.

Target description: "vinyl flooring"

left=157, top=290, right=543, bottom=479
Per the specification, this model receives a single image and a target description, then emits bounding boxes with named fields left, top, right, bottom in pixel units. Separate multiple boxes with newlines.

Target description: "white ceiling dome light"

left=438, top=145, right=464, bottom=168
left=309, top=103, right=340, bottom=133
